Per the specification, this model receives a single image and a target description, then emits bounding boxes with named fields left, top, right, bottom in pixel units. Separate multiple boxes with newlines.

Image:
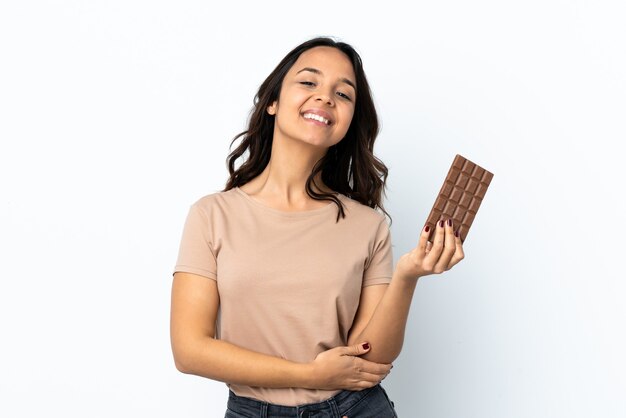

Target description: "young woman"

left=170, top=37, right=464, bottom=418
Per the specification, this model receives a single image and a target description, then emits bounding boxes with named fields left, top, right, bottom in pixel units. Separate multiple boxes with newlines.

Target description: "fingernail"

left=424, top=225, right=430, bottom=233
left=439, top=220, right=444, bottom=228
left=448, top=219, right=453, bottom=227
left=362, top=343, right=370, bottom=350
left=455, top=230, right=459, bottom=238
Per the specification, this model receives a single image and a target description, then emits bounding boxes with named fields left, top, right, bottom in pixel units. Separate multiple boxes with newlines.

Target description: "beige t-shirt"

left=173, top=187, right=393, bottom=406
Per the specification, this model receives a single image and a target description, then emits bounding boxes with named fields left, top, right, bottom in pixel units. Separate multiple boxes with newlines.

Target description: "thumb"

left=342, top=342, right=370, bottom=356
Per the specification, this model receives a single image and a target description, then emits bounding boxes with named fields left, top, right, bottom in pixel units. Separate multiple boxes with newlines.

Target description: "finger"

left=355, top=358, right=392, bottom=375
left=434, top=218, right=456, bottom=272
left=357, top=370, right=390, bottom=385
left=341, top=342, right=371, bottom=356
left=423, top=219, right=446, bottom=266
left=417, top=224, right=430, bottom=254
left=425, top=240, right=433, bottom=254
left=447, top=227, right=465, bottom=269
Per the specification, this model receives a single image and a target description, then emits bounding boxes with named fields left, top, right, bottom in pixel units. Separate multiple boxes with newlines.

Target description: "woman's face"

left=268, top=46, right=357, bottom=149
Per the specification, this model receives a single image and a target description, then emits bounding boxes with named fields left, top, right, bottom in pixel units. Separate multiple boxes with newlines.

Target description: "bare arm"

left=170, top=272, right=391, bottom=390
left=348, top=219, right=465, bottom=364
left=347, top=278, right=417, bottom=364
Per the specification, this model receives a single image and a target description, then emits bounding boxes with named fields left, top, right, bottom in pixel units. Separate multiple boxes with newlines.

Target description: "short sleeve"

left=362, top=218, right=393, bottom=287
left=173, top=204, right=217, bottom=280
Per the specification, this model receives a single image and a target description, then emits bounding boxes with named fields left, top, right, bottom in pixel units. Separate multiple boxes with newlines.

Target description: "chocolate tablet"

left=425, top=154, right=493, bottom=243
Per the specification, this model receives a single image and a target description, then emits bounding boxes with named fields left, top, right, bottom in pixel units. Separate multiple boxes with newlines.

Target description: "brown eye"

left=337, top=91, right=351, bottom=101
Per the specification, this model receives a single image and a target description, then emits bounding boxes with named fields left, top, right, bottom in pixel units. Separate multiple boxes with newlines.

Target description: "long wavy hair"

left=223, top=36, right=390, bottom=224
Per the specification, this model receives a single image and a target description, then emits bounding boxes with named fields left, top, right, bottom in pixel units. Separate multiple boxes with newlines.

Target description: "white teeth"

left=303, top=113, right=330, bottom=125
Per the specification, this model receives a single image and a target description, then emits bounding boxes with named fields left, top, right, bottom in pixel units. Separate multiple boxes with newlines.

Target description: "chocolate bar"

left=425, top=154, right=493, bottom=243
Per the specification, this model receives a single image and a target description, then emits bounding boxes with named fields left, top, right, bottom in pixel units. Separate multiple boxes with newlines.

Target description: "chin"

left=303, top=136, right=341, bottom=147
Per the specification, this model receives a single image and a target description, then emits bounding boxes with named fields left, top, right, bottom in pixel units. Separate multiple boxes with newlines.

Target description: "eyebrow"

left=296, top=67, right=357, bottom=91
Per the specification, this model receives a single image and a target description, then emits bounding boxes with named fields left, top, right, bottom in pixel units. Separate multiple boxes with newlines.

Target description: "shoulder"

left=337, top=194, right=388, bottom=227
left=191, top=189, right=237, bottom=211
left=188, top=188, right=241, bottom=215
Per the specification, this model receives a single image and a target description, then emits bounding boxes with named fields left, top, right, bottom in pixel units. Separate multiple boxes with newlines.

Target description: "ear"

left=267, top=101, right=277, bottom=115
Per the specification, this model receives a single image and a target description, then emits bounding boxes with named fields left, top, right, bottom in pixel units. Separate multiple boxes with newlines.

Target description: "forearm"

left=349, top=271, right=419, bottom=364
left=174, top=336, right=314, bottom=389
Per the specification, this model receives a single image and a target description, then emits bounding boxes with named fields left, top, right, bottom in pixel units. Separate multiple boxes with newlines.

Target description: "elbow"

left=172, top=349, right=192, bottom=374
left=347, top=334, right=399, bottom=362
left=357, top=339, right=403, bottom=364
left=362, top=349, right=400, bottom=365
left=171, top=339, right=198, bottom=374
left=173, top=356, right=191, bottom=374
left=171, top=335, right=216, bottom=375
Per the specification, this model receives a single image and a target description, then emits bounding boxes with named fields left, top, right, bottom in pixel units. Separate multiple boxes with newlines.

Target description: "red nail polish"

left=448, top=219, right=453, bottom=227
left=362, top=343, right=370, bottom=350
left=454, top=230, right=459, bottom=238
left=439, top=220, right=444, bottom=228
left=424, top=225, right=430, bottom=233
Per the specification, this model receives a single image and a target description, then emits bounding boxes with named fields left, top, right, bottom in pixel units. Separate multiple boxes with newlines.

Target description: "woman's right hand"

left=308, top=342, right=392, bottom=391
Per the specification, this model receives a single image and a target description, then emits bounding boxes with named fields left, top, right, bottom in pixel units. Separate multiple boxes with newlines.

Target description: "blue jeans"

left=225, top=384, right=397, bottom=418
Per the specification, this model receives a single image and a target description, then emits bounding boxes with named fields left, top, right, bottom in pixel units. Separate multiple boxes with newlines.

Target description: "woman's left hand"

left=395, top=218, right=465, bottom=280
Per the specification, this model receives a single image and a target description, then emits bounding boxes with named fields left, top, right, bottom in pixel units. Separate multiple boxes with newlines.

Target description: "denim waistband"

left=227, top=384, right=383, bottom=418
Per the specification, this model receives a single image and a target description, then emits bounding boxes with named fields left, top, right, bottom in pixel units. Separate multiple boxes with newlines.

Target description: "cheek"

left=276, top=96, right=303, bottom=119
left=340, top=109, right=355, bottom=131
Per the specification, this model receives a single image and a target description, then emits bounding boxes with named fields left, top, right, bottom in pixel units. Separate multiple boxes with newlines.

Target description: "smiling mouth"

left=302, top=113, right=331, bottom=125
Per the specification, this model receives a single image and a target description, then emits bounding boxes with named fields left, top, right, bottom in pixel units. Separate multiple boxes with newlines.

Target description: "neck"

left=242, top=133, right=334, bottom=205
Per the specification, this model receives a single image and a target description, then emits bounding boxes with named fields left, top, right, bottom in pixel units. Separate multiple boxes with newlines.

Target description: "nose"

left=315, top=90, right=334, bottom=106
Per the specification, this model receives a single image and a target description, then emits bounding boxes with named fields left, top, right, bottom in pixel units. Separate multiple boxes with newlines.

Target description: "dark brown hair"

left=223, top=36, right=391, bottom=224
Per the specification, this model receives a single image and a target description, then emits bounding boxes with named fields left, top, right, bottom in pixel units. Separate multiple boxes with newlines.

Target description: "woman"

left=170, top=36, right=464, bottom=418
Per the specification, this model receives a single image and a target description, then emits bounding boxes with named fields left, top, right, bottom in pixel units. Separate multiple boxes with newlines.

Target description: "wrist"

left=393, top=270, right=421, bottom=283
left=296, top=362, right=317, bottom=389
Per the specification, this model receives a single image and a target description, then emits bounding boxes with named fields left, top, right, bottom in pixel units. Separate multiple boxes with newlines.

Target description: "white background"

left=1, top=1, right=624, bottom=417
